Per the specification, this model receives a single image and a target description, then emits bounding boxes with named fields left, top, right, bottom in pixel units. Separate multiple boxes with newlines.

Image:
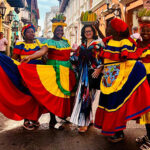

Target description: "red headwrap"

left=111, top=18, right=128, bottom=33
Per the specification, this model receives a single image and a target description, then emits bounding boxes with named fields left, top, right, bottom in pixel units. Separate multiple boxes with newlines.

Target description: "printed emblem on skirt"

left=102, top=65, right=120, bottom=87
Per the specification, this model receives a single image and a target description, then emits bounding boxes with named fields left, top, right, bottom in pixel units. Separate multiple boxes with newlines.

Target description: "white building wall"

left=43, top=6, right=59, bottom=38
left=63, top=0, right=91, bottom=46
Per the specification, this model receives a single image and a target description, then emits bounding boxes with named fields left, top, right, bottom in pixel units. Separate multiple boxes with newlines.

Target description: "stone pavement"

left=0, top=91, right=146, bottom=150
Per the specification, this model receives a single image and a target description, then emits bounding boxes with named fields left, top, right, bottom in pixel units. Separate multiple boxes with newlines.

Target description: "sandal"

left=23, top=119, right=35, bottom=131
left=136, top=135, right=149, bottom=144
left=108, top=131, right=125, bottom=143
left=140, top=141, right=150, bottom=150
left=49, top=122, right=64, bottom=130
left=78, top=126, right=88, bottom=133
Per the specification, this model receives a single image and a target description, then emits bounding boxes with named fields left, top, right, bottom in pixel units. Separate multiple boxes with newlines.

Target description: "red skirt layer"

left=0, top=66, right=46, bottom=121
left=18, top=64, right=74, bottom=118
left=95, top=79, right=150, bottom=136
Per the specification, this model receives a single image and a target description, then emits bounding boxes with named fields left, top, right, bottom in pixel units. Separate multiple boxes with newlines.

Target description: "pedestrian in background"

left=0, top=32, right=8, bottom=55
left=131, top=26, right=143, bottom=41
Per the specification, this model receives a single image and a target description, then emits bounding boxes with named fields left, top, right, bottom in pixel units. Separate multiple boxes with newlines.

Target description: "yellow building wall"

left=93, top=0, right=143, bottom=36
left=0, top=0, right=14, bottom=56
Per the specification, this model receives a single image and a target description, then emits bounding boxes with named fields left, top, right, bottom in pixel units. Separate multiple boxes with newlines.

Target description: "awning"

left=7, top=0, right=25, bottom=8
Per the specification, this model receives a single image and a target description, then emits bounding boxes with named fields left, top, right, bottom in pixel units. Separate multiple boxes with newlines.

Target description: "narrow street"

left=0, top=92, right=146, bottom=150
left=0, top=113, right=145, bottom=150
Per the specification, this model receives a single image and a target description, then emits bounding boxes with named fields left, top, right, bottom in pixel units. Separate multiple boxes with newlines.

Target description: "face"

left=25, top=28, right=35, bottom=40
left=133, top=29, right=138, bottom=33
left=141, top=26, right=150, bottom=40
left=54, top=26, right=64, bottom=39
left=84, top=27, right=94, bottom=40
left=0, top=33, right=3, bottom=38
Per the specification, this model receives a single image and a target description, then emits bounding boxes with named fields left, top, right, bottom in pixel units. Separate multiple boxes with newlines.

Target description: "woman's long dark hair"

left=81, top=25, right=98, bottom=43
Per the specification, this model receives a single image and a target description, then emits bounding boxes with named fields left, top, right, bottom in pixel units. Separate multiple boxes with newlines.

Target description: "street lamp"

left=105, top=0, right=111, bottom=10
left=0, top=2, right=6, bottom=19
left=105, top=0, right=121, bottom=18
left=14, top=20, right=19, bottom=27
left=7, top=11, right=13, bottom=23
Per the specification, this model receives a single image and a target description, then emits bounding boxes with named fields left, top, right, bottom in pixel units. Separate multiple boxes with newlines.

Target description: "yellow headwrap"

left=52, top=22, right=67, bottom=33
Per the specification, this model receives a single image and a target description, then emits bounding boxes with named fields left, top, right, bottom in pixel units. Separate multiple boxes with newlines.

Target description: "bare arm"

left=21, top=46, right=48, bottom=63
left=93, top=20, right=105, bottom=39
left=4, top=39, right=8, bottom=46
left=12, top=53, right=20, bottom=60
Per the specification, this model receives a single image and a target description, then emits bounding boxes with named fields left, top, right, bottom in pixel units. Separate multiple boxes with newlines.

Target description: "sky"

left=37, top=0, right=59, bottom=34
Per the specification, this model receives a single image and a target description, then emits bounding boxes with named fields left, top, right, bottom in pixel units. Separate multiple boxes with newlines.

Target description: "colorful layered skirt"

left=95, top=59, right=150, bottom=135
left=0, top=53, right=45, bottom=121
left=18, top=59, right=76, bottom=118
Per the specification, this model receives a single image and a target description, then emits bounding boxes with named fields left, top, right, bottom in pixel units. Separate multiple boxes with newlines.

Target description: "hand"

left=92, top=67, right=103, bottom=78
left=93, top=20, right=100, bottom=30
left=20, top=56, right=31, bottom=63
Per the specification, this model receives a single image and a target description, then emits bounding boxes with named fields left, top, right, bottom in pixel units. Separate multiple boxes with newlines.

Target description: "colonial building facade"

left=59, top=0, right=92, bottom=46
left=0, top=0, right=40, bottom=56
left=59, top=0, right=144, bottom=46
left=44, top=6, right=59, bottom=38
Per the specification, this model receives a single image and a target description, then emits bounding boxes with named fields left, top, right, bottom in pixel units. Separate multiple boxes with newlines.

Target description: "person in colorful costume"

left=70, top=24, right=104, bottom=132
left=19, top=22, right=76, bottom=130
left=12, top=24, right=47, bottom=130
left=135, top=19, right=150, bottom=150
left=0, top=26, right=47, bottom=130
left=12, top=24, right=44, bottom=64
left=94, top=18, right=150, bottom=143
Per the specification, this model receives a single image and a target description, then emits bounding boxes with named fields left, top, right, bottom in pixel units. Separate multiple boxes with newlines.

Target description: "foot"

left=140, top=140, right=150, bottom=150
left=136, top=135, right=149, bottom=144
left=108, top=131, right=125, bottom=143
left=78, top=126, right=88, bottom=133
left=49, top=122, right=64, bottom=130
left=23, top=119, right=35, bottom=131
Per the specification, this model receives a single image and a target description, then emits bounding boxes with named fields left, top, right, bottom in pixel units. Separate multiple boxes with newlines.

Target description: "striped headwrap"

left=21, top=24, right=36, bottom=37
left=52, top=22, right=67, bottom=33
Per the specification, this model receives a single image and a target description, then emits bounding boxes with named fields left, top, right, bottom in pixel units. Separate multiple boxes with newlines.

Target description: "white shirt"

left=0, top=38, right=8, bottom=51
left=131, top=33, right=143, bottom=41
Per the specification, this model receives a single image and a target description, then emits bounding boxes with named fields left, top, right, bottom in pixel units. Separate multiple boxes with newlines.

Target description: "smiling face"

left=84, top=26, right=94, bottom=40
left=54, top=26, right=64, bottom=39
left=141, top=25, right=150, bottom=41
left=25, top=28, right=35, bottom=41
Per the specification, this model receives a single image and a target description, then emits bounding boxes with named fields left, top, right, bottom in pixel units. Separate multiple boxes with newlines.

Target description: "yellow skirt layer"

left=101, top=59, right=136, bottom=94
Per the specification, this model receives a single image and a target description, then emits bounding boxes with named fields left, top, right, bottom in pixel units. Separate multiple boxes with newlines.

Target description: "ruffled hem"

left=100, top=47, right=144, bottom=61
left=100, top=37, right=143, bottom=61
